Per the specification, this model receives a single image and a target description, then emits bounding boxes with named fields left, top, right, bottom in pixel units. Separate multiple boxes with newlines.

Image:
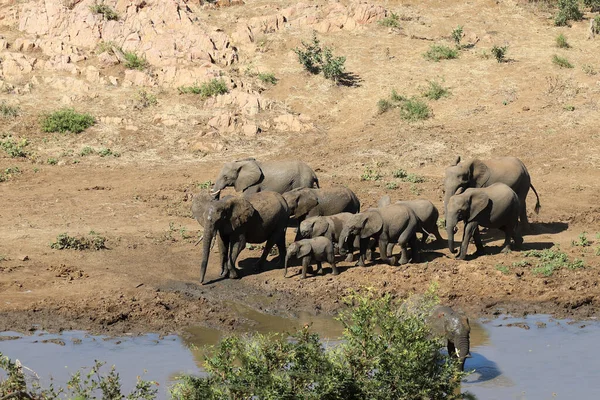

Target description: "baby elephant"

left=299, top=213, right=359, bottom=262
left=284, top=237, right=339, bottom=279
left=446, top=182, right=522, bottom=260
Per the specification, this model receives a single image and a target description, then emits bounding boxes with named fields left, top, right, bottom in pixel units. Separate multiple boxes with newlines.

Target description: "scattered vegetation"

left=0, top=101, right=19, bottom=118
left=41, top=108, right=96, bottom=134
left=552, top=54, right=573, bottom=68
left=495, top=264, right=510, bottom=275
left=96, top=40, right=120, bottom=54
left=582, top=64, right=597, bottom=75
left=123, top=51, right=148, bottom=70
left=197, top=180, right=212, bottom=189
left=0, top=356, right=157, bottom=399
left=451, top=25, right=463, bottom=47
left=378, top=12, right=401, bottom=28
left=554, top=0, right=583, bottom=26
left=572, top=232, right=590, bottom=247
left=98, top=148, right=120, bottom=157
left=51, top=232, right=107, bottom=251
left=0, top=137, right=29, bottom=158
left=46, top=157, right=58, bottom=165
left=294, top=33, right=347, bottom=83
left=392, top=168, right=426, bottom=183
left=490, top=45, right=508, bottom=63
left=80, top=146, right=95, bottom=156
left=178, top=79, right=229, bottom=98
left=422, top=79, right=450, bottom=100
left=423, top=44, right=458, bottom=62
left=563, top=104, right=575, bottom=111
left=170, top=291, right=467, bottom=400
left=399, top=97, right=431, bottom=121
left=257, top=72, right=277, bottom=84
left=377, top=98, right=393, bottom=114
left=360, top=165, right=384, bottom=181
left=555, top=33, right=570, bottom=48
left=592, top=15, right=600, bottom=34
left=521, top=247, right=584, bottom=276
left=437, top=218, right=446, bottom=229
left=90, top=2, right=119, bottom=21
left=0, top=167, right=21, bottom=183
left=134, top=90, right=158, bottom=109
left=584, top=0, right=600, bottom=11
left=385, top=181, right=399, bottom=190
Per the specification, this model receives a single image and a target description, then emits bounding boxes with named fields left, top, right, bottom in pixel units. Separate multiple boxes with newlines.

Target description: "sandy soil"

left=1, top=0, right=599, bottom=335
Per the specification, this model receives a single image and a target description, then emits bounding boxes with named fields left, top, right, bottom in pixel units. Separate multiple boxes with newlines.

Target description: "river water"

left=1, top=311, right=599, bottom=399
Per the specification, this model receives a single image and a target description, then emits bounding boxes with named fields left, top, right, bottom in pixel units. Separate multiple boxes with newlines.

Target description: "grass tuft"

left=399, top=97, right=431, bottom=121
left=422, top=79, right=450, bottom=100
left=423, top=44, right=458, bottom=62
left=51, top=232, right=107, bottom=251
left=42, top=109, right=95, bottom=134
left=378, top=12, right=401, bottom=28
left=552, top=54, right=573, bottom=68
left=178, top=79, right=229, bottom=98
left=555, top=33, right=570, bottom=48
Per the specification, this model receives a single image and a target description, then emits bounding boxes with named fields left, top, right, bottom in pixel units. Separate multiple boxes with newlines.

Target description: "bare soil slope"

left=1, top=0, right=599, bottom=335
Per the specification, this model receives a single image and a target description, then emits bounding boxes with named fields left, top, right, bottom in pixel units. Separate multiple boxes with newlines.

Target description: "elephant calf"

left=378, top=195, right=443, bottom=245
left=299, top=213, right=360, bottom=262
left=284, top=237, right=338, bottom=279
left=427, top=305, right=471, bottom=371
left=446, top=183, right=522, bottom=260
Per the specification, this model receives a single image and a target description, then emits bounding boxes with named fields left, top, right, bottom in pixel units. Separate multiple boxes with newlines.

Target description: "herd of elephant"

left=192, top=156, right=541, bottom=284
left=191, top=156, right=540, bottom=371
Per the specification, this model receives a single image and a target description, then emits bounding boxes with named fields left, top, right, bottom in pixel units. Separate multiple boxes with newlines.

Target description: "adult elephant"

left=338, top=204, right=420, bottom=267
left=197, top=191, right=289, bottom=284
left=377, top=195, right=442, bottom=245
left=427, top=305, right=471, bottom=371
left=283, top=187, right=360, bottom=239
left=443, top=156, right=540, bottom=231
left=211, top=158, right=319, bottom=197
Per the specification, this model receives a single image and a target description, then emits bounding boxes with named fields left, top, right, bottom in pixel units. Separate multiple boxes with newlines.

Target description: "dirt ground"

left=1, top=0, right=600, bottom=336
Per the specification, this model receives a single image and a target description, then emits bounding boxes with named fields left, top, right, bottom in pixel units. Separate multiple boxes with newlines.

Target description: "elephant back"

left=314, top=187, right=361, bottom=215
left=246, top=191, right=290, bottom=223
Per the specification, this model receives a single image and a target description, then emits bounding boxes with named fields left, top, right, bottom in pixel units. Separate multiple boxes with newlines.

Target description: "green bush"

left=90, top=2, right=119, bottom=20
left=171, top=291, right=466, bottom=400
left=555, top=33, right=570, bottom=48
left=0, top=137, right=29, bottom=158
left=491, top=45, right=508, bottom=63
left=451, top=25, right=463, bottom=46
left=423, top=44, right=458, bottom=62
left=51, top=232, right=107, bottom=250
left=178, top=79, right=229, bottom=98
left=294, top=33, right=346, bottom=83
left=554, top=0, right=583, bottom=26
left=522, top=247, right=584, bottom=276
left=378, top=12, right=401, bottom=28
left=592, top=15, right=600, bottom=34
left=377, top=99, right=393, bottom=114
left=400, top=97, right=431, bottom=121
left=257, top=72, right=277, bottom=84
left=360, top=166, right=383, bottom=181
left=42, top=108, right=95, bottom=134
left=80, top=146, right=95, bottom=156
left=0, top=167, right=21, bottom=183
left=124, top=51, right=148, bottom=70
left=584, top=0, right=600, bottom=10
left=552, top=54, right=573, bottom=68
left=422, top=79, right=450, bottom=100
left=0, top=102, right=19, bottom=118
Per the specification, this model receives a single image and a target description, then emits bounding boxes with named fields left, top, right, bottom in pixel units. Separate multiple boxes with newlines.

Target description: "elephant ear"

left=377, top=195, right=392, bottom=208
left=234, top=160, right=263, bottom=192
left=312, top=218, right=329, bottom=237
left=296, top=242, right=312, bottom=258
left=468, top=191, right=491, bottom=222
left=296, top=190, right=319, bottom=217
left=361, top=212, right=383, bottom=239
left=227, top=197, right=255, bottom=230
left=191, top=191, right=213, bottom=222
left=451, top=156, right=461, bottom=166
left=469, top=159, right=490, bottom=185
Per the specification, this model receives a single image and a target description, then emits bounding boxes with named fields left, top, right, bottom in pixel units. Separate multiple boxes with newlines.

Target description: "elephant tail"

left=530, top=183, right=541, bottom=214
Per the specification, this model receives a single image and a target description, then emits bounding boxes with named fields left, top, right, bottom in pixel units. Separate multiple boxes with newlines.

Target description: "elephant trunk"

left=284, top=253, right=290, bottom=277
left=457, top=335, right=471, bottom=371
left=338, top=228, right=350, bottom=255
left=446, top=220, right=457, bottom=254
left=200, top=224, right=215, bottom=284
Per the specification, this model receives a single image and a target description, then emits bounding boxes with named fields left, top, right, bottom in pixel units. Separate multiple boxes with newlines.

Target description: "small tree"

left=555, top=0, right=583, bottom=26
left=294, top=33, right=346, bottom=83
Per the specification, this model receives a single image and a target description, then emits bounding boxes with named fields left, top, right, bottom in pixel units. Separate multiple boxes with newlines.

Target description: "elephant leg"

left=256, top=235, right=277, bottom=270
left=228, top=236, right=246, bottom=279
left=420, top=229, right=429, bottom=246
left=410, top=234, right=420, bottom=263
left=329, top=251, right=339, bottom=275
left=217, top=234, right=229, bottom=277
left=368, top=239, right=377, bottom=261
left=473, top=228, right=485, bottom=256
left=433, top=225, right=443, bottom=242
left=316, top=261, right=323, bottom=275
left=519, top=197, right=530, bottom=233
left=301, top=256, right=311, bottom=279
left=397, top=226, right=416, bottom=264
left=275, top=232, right=287, bottom=268
left=512, top=227, right=524, bottom=250
left=356, top=238, right=369, bottom=267
left=378, top=237, right=393, bottom=265
left=458, top=221, right=479, bottom=260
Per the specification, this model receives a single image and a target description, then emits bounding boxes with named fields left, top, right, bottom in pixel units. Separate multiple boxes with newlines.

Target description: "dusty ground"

left=1, top=0, right=600, bottom=336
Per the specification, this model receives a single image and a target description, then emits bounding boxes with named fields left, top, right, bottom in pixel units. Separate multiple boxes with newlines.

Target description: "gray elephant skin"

left=299, top=213, right=360, bottom=262
left=443, top=156, right=540, bottom=231
left=427, top=305, right=471, bottom=371
left=338, top=204, right=420, bottom=266
left=378, top=195, right=442, bottom=245
left=195, top=191, right=289, bottom=284
left=284, top=237, right=338, bottom=279
left=211, top=158, right=319, bottom=197
left=446, top=183, right=522, bottom=260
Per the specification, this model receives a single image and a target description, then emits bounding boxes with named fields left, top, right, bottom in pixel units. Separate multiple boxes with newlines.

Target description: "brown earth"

left=1, top=0, right=599, bottom=336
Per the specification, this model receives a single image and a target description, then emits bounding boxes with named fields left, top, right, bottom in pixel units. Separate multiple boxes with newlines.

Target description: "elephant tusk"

left=455, top=348, right=461, bottom=358
left=194, top=236, right=204, bottom=246
left=210, top=189, right=221, bottom=195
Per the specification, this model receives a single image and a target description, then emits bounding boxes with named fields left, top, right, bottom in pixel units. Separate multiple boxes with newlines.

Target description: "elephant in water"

left=443, top=156, right=540, bottom=231
left=196, top=191, right=289, bottom=284
left=210, top=158, right=319, bottom=198
left=446, top=183, right=522, bottom=260
left=427, top=305, right=471, bottom=371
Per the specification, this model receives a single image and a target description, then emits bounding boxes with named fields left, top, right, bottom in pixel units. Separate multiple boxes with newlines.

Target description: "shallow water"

left=1, top=312, right=599, bottom=399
